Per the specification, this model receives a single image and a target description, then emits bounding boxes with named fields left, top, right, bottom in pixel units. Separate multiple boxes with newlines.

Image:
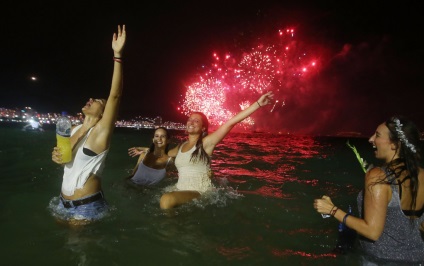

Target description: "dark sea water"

left=0, top=122, right=375, bottom=265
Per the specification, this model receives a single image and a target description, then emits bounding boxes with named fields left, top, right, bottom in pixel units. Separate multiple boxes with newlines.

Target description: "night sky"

left=1, top=1, right=424, bottom=135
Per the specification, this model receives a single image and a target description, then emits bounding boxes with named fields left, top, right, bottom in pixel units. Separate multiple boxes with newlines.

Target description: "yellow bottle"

left=56, top=116, right=72, bottom=163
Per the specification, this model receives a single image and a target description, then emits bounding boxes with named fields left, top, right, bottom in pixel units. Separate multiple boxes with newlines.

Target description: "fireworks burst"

left=183, top=76, right=234, bottom=126
left=238, top=47, right=275, bottom=94
left=180, top=27, right=320, bottom=127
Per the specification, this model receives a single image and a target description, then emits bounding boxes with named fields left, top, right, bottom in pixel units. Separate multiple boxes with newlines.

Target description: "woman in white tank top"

left=159, top=91, right=274, bottom=209
left=50, top=25, right=126, bottom=226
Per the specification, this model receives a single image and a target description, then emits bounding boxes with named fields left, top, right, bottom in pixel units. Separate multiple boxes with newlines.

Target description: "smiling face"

left=82, top=98, right=106, bottom=117
left=186, top=113, right=205, bottom=135
left=153, top=128, right=169, bottom=150
left=369, top=122, right=398, bottom=163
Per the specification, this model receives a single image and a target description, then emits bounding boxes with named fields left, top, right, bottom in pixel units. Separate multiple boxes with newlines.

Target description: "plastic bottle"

left=344, top=205, right=357, bottom=250
left=56, top=116, right=72, bottom=163
left=333, top=204, right=357, bottom=254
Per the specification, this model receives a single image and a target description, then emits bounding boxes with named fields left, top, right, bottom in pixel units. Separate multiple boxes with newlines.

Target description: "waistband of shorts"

left=60, top=191, right=104, bottom=208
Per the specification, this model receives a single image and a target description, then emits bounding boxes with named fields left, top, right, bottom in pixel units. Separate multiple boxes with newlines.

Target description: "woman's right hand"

left=128, top=147, right=148, bottom=157
left=52, top=147, right=63, bottom=165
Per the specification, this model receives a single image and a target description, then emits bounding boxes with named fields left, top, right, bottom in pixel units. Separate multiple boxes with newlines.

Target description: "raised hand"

left=112, top=25, right=126, bottom=57
left=257, top=91, right=274, bottom=107
left=128, top=147, right=148, bottom=157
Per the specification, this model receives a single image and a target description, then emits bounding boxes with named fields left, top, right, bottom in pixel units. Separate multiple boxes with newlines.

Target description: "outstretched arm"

left=95, top=25, right=126, bottom=146
left=130, top=151, right=147, bottom=175
left=203, top=91, right=274, bottom=154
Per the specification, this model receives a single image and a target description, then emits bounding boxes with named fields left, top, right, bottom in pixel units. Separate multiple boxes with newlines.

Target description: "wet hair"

left=189, top=112, right=210, bottom=164
left=149, top=127, right=170, bottom=154
left=384, top=115, right=422, bottom=211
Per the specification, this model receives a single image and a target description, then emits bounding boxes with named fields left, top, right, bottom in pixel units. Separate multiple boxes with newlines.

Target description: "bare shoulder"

left=417, top=167, right=424, bottom=196
left=167, top=144, right=180, bottom=158
left=365, top=167, right=387, bottom=184
left=418, top=167, right=424, bottom=180
left=364, top=167, right=392, bottom=196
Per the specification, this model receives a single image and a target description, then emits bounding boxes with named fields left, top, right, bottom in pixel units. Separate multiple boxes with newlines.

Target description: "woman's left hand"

left=314, top=195, right=336, bottom=215
left=112, top=25, right=126, bottom=57
left=52, top=147, right=64, bottom=165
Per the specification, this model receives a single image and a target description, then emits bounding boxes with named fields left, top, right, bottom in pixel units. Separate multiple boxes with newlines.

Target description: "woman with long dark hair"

left=127, top=127, right=173, bottom=186
left=314, top=116, right=424, bottom=263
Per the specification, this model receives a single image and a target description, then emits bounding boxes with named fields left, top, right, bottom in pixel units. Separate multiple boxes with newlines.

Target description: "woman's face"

left=369, top=123, right=397, bottom=162
left=153, top=128, right=168, bottom=149
left=186, top=114, right=204, bottom=134
left=82, top=98, right=106, bottom=117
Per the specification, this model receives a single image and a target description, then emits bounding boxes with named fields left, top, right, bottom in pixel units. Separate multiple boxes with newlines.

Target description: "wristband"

left=343, top=213, right=351, bottom=225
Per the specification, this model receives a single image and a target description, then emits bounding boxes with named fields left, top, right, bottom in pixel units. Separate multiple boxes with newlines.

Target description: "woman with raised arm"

left=160, top=91, right=274, bottom=209
left=50, top=25, right=126, bottom=226
left=314, top=115, right=424, bottom=264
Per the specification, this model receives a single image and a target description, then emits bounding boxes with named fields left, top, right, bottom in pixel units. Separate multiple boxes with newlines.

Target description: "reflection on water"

left=214, top=133, right=334, bottom=201
left=0, top=126, right=371, bottom=265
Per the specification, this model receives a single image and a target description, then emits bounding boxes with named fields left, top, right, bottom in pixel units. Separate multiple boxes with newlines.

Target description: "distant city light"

left=0, top=106, right=186, bottom=130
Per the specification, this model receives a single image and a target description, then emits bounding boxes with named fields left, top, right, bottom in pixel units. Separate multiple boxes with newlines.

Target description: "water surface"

left=0, top=123, right=373, bottom=265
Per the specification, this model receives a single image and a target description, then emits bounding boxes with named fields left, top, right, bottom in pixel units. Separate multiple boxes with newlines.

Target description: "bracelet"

left=330, top=206, right=338, bottom=216
left=329, top=205, right=336, bottom=215
left=343, top=213, right=351, bottom=225
left=113, top=57, right=122, bottom=63
left=257, top=101, right=261, bottom=107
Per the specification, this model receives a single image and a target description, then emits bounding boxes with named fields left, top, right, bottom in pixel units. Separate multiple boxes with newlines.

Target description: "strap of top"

left=165, top=157, right=172, bottom=167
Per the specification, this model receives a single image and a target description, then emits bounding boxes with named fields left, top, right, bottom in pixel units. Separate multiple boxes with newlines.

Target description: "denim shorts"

left=49, top=191, right=110, bottom=224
